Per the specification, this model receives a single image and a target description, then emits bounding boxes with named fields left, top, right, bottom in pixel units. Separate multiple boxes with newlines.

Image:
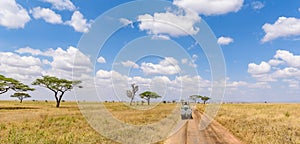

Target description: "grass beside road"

left=1, top=101, right=300, bottom=144
left=207, top=103, right=300, bottom=144
left=0, top=101, right=115, bottom=144
left=0, top=101, right=176, bottom=144
left=104, top=102, right=177, bottom=125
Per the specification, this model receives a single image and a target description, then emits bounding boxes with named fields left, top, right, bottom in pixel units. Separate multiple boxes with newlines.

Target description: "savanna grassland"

left=0, top=101, right=175, bottom=144
left=0, top=101, right=115, bottom=144
left=211, top=103, right=300, bottom=144
left=104, top=102, right=176, bottom=125
left=1, top=101, right=300, bottom=144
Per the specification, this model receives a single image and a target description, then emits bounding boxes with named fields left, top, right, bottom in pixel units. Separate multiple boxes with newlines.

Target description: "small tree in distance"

left=11, top=92, right=31, bottom=103
left=200, top=96, right=210, bottom=104
left=127, top=83, right=138, bottom=105
left=139, top=91, right=161, bottom=105
left=32, top=76, right=81, bottom=108
left=189, top=95, right=211, bottom=104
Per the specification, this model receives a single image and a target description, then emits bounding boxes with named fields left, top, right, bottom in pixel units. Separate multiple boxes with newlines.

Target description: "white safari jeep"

left=180, top=102, right=193, bottom=120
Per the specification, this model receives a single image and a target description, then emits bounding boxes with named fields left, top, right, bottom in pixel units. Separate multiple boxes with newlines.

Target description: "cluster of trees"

left=127, top=83, right=161, bottom=105
left=126, top=83, right=211, bottom=105
left=0, top=74, right=35, bottom=103
left=0, top=74, right=81, bottom=107
left=1, top=74, right=211, bottom=107
left=189, top=95, right=211, bottom=104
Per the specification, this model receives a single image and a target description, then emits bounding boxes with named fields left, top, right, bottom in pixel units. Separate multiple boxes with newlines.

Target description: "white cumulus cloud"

left=274, top=50, right=300, bottom=68
left=151, top=35, right=170, bottom=40
left=248, top=50, right=300, bottom=83
left=119, top=18, right=133, bottom=28
left=140, top=57, right=181, bottom=75
left=251, top=1, right=265, bottom=10
left=173, top=0, right=244, bottom=16
left=97, top=56, right=106, bottom=63
left=262, top=17, right=300, bottom=42
left=0, top=52, right=43, bottom=80
left=15, top=46, right=92, bottom=80
left=0, top=0, right=31, bottom=29
left=248, top=61, right=271, bottom=75
left=121, top=60, right=139, bottom=69
left=268, top=59, right=284, bottom=66
left=31, top=7, right=63, bottom=24
left=137, top=11, right=200, bottom=37
left=43, top=46, right=92, bottom=79
left=66, top=11, right=92, bottom=33
left=273, top=67, right=300, bottom=80
left=42, top=0, right=76, bottom=11
left=217, top=36, right=234, bottom=45
left=15, top=47, right=43, bottom=56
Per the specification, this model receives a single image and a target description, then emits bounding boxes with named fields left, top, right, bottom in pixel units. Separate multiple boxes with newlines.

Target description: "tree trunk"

left=56, top=92, right=65, bottom=108
left=147, top=98, right=150, bottom=105
left=130, top=97, right=134, bottom=105
left=56, top=101, right=60, bottom=107
left=18, top=97, right=23, bottom=103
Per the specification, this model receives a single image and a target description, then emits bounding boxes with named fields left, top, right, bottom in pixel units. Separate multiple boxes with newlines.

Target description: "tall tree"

left=139, top=91, right=161, bottom=105
left=126, top=83, right=138, bottom=105
left=11, top=92, right=31, bottom=103
left=200, top=96, right=210, bottom=104
left=32, top=76, right=81, bottom=108
left=0, top=74, right=34, bottom=95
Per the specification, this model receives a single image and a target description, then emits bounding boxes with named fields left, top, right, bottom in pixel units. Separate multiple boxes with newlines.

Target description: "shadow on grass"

left=0, top=107, right=39, bottom=110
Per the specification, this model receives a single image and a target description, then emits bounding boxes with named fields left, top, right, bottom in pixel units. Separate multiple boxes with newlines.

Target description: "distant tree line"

left=127, top=83, right=161, bottom=105
left=189, top=95, right=210, bottom=104
left=0, top=74, right=81, bottom=107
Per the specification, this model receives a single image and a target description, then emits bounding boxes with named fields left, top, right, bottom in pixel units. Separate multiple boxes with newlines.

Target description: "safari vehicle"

left=181, top=102, right=193, bottom=120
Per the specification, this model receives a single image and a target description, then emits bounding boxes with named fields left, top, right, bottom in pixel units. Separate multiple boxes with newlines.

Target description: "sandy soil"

left=164, top=109, right=242, bottom=144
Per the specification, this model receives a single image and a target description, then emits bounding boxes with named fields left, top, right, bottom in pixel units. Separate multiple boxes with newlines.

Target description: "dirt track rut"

left=164, top=110, right=242, bottom=144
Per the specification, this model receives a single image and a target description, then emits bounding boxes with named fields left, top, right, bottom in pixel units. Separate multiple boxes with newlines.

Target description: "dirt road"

left=164, top=110, right=242, bottom=144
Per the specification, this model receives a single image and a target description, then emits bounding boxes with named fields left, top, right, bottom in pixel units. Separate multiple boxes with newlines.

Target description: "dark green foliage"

left=32, top=76, right=81, bottom=107
left=139, top=91, right=161, bottom=105
left=0, top=74, right=34, bottom=95
left=189, top=95, right=211, bottom=104
left=11, top=92, right=31, bottom=103
left=200, top=96, right=210, bottom=104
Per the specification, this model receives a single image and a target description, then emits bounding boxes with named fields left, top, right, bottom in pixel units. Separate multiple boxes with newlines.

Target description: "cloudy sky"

left=0, top=0, right=300, bottom=102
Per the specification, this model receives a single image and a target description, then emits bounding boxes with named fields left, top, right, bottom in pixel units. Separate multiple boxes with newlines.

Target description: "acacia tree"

left=139, top=91, right=161, bottom=105
left=0, top=74, right=34, bottom=95
left=200, top=96, right=210, bottom=104
left=126, top=83, right=138, bottom=105
left=32, top=76, right=81, bottom=108
left=11, top=92, right=31, bottom=103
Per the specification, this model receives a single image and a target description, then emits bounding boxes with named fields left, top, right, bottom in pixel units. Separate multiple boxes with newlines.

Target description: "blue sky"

left=0, top=0, right=300, bottom=102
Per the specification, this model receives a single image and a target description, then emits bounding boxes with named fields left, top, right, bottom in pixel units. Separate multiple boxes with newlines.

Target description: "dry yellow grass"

left=0, top=101, right=115, bottom=144
left=211, top=103, right=300, bottom=144
left=104, top=102, right=176, bottom=125
left=0, top=101, right=176, bottom=144
left=2, top=101, right=299, bottom=144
